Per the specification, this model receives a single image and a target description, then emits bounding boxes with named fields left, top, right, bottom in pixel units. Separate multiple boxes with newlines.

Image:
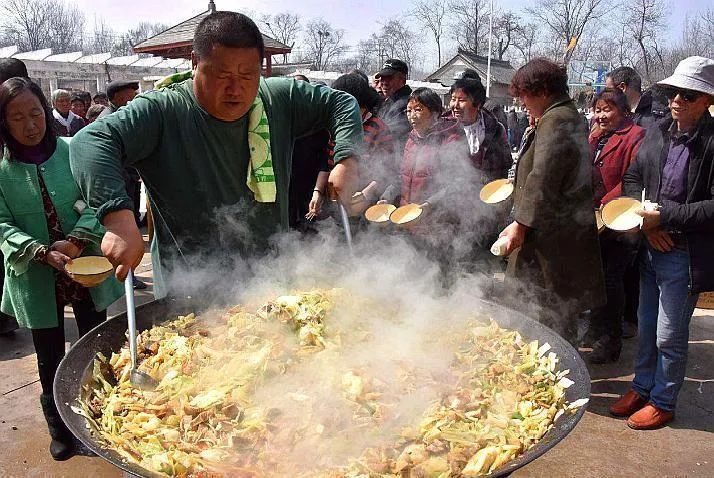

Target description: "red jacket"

left=589, top=120, right=646, bottom=206
left=400, top=118, right=467, bottom=206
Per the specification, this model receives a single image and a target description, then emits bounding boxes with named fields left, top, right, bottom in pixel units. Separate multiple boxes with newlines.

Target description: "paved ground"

left=0, top=240, right=712, bottom=477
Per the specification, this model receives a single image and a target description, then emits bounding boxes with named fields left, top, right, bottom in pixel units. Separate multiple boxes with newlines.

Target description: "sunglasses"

left=663, top=88, right=703, bottom=102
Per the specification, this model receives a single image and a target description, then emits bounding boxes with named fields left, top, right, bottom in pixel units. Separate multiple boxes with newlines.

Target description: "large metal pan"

left=54, top=297, right=590, bottom=478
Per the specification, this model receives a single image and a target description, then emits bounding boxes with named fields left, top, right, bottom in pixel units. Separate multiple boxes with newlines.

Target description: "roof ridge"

left=134, top=10, right=211, bottom=49
left=457, top=48, right=513, bottom=67
left=134, top=9, right=291, bottom=53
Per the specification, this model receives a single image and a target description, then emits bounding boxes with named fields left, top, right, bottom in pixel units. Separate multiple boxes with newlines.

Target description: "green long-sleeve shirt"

left=70, top=78, right=363, bottom=296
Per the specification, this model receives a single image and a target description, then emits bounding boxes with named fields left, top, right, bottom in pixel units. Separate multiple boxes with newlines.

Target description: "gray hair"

left=85, top=104, right=108, bottom=121
left=51, top=89, right=70, bottom=103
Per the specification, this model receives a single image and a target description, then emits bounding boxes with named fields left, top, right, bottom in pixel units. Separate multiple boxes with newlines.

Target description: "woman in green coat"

left=0, top=78, right=122, bottom=460
left=497, top=59, right=605, bottom=344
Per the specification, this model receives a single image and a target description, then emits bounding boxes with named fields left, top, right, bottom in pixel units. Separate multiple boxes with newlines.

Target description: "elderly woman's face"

left=450, top=88, right=479, bottom=125
left=594, top=100, right=625, bottom=133
left=5, top=90, right=46, bottom=147
left=406, top=98, right=437, bottom=135
left=519, top=92, right=551, bottom=119
left=53, top=94, right=71, bottom=115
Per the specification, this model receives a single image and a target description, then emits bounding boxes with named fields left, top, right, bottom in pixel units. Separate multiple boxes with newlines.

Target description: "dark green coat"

left=70, top=78, right=363, bottom=297
left=508, top=96, right=605, bottom=313
left=0, top=138, right=122, bottom=329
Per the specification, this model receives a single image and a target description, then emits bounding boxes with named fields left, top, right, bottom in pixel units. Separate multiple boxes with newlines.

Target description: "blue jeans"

left=632, top=243, right=699, bottom=411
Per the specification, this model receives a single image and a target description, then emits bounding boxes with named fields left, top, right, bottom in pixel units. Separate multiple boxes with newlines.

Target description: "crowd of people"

left=0, top=9, right=712, bottom=464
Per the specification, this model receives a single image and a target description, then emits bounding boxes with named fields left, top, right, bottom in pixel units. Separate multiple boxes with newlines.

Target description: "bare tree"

left=260, top=12, right=301, bottom=63
left=376, top=19, right=421, bottom=75
left=349, top=20, right=422, bottom=77
left=527, top=0, right=611, bottom=62
left=87, top=17, right=115, bottom=54
left=355, top=34, right=386, bottom=73
left=656, top=7, right=714, bottom=82
left=448, top=0, right=490, bottom=55
left=568, top=34, right=607, bottom=83
left=303, top=18, right=347, bottom=70
left=624, top=0, right=668, bottom=84
left=112, top=22, right=169, bottom=56
left=606, top=20, right=637, bottom=68
left=511, top=22, right=539, bottom=65
left=1, top=0, right=85, bottom=53
left=410, top=0, right=447, bottom=66
left=492, top=11, right=524, bottom=60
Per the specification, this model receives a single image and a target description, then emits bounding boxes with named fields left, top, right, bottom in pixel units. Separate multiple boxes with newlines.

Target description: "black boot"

left=589, top=335, right=622, bottom=364
left=40, top=394, right=75, bottom=461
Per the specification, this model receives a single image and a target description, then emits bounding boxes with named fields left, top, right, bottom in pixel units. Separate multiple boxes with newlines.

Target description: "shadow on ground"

left=585, top=312, right=714, bottom=434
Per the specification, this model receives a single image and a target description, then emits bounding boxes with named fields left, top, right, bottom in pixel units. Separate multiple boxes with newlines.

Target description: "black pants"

left=31, top=299, right=106, bottom=395
left=588, top=231, right=639, bottom=341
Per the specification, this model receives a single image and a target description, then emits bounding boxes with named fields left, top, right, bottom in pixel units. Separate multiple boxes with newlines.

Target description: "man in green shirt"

left=70, top=12, right=363, bottom=297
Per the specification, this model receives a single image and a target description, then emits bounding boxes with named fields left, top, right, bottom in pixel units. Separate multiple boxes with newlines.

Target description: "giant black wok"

left=54, top=296, right=591, bottom=478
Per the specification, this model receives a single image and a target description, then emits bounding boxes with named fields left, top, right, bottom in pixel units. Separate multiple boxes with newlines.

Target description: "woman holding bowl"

left=0, top=77, right=122, bottom=460
left=499, top=58, right=605, bottom=343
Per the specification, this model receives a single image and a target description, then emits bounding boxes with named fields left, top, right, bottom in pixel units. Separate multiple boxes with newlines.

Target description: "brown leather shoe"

left=627, top=404, right=674, bottom=430
left=609, top=390, right=647, bottom=417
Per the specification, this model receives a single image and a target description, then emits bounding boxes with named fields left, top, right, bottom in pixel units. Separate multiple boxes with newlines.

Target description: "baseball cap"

left=106, top=80, right=140, bottom=101
left=376, top=59, right=408, bottom=78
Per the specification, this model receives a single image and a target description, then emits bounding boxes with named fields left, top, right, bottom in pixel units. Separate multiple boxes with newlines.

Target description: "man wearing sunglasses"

left=616, top=56, right=714, bottom=430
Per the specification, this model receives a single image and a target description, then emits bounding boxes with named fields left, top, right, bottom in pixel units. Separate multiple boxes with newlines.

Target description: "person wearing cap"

left=70, top=12, right=362, bottom=298
left=50, top=89, right=84, bottom=137
left=93, top=79, right=147, bottom=289
left=614, top=56, right=714, bottom=430
left=376, top=59, right=412, bottom=155
left=98, top=80, right=140, bottom=118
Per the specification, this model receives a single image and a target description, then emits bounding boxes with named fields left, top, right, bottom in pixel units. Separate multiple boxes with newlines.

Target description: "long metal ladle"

left=125, top=269, right=158, bottom=391
left=328, top=185, right=353, bottom=254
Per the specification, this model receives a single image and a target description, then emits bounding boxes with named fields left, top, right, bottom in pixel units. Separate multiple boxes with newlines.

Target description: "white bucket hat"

left=658, top=56, right=714, bottom=96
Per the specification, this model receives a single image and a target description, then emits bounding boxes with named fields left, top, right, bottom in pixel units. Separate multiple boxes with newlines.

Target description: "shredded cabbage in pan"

left=74, top=289, right=586, bottom=477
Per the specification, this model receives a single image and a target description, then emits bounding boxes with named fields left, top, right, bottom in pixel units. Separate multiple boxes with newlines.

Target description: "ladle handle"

left=125, top=269, right=138, bottom=370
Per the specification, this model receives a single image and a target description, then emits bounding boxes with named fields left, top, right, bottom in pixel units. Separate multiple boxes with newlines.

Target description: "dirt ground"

left=1, top=248, right=712, bottom=478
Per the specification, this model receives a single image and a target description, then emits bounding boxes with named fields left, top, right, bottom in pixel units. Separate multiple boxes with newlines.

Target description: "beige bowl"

left=390, top=203, right=424, bottom=227
left=480, top=179, right=514, bottom=204
left=601, top=197, right=642, bottom=231
left=364, top=203, right=396, bottom=224
left=65, top=256, right=113, bottom=288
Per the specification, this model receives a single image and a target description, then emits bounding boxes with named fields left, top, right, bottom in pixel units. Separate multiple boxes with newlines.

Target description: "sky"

left=75, top=0, right=710, bottom=68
